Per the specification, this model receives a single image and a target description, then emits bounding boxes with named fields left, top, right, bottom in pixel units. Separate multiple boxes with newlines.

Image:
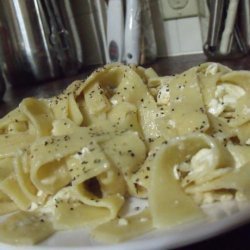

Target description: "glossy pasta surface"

left=0, top=63, right=250, bottom=245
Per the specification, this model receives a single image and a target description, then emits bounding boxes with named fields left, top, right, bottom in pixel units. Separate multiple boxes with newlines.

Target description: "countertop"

left=1, top=53, right=250, bottom=249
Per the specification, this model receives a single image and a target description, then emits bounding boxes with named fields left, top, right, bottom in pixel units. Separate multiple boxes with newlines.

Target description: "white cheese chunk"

left=246, top=138, right=250, bottom=145
left=208, top=83, right=245, bottom=116
left=205, top=63, right=219, bottom=76
left=190, top=148, right=215, bottom=174
left=156, top=85, right=170, bottom=105
left=118, top=218, right=128, bottom=226
left=28, top=202, right=39, bottom=211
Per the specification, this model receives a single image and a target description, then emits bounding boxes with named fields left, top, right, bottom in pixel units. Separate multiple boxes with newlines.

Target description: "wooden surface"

left=1, top=53, right=250, bottom=249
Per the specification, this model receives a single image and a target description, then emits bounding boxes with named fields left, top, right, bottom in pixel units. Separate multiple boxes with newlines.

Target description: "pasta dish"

left=0, top=63, right=250, bottom=245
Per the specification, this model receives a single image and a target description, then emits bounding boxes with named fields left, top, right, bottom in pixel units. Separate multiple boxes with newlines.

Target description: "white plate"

left=0, top=200, right=250, bottom=250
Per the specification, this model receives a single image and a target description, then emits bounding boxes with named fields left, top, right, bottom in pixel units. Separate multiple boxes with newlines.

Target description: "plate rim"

left=0, top=203, right=250, bottom=250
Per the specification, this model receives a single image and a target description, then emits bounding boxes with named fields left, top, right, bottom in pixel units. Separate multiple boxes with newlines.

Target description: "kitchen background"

left=0, top=0, right=248, bottom=90
left=67, top=0, right=209, bottom=61
left=162, top=0, right=205, bottom=56
left=62, top=0, right=209, bottom=61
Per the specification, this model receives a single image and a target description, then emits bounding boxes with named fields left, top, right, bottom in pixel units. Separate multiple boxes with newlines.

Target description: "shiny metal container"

left=0, top=0, right=83, bottom=86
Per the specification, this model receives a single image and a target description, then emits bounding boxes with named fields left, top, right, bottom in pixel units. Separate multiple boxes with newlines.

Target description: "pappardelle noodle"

left=0, top=63, right=250, bottom=245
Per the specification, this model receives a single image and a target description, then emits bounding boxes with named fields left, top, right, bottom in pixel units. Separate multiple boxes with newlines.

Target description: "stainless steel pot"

left=0, top=0, right=83, bottom=86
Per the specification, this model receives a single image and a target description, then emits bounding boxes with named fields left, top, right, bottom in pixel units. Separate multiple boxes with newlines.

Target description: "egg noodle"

left=0, top=63, right=250, bottom=245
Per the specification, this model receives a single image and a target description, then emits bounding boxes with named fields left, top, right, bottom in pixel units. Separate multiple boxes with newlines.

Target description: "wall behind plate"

left=160, top=0, right=208, bottom=56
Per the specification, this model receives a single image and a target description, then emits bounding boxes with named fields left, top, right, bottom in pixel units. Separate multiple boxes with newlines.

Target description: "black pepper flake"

left=40, top=219, right=45, bottom=223
left=64, top=135, right=70, bottom=141
left=200, top=107, right=205, bottom=113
